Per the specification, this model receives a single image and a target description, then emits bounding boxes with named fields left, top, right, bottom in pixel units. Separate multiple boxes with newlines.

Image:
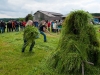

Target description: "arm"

left=43, top=27, right=51, bottom=34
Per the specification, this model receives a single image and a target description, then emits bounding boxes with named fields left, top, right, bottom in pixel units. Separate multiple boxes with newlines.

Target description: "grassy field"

left=0, top=25, right=100, bottom=75
left=0, top=30, right=60, bottom=75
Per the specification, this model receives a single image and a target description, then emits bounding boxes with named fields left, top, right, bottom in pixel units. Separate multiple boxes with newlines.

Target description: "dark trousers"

left=22, top=40, right=35, bottom=52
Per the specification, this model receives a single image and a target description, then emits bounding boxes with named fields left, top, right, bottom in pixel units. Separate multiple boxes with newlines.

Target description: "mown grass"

left=0, top=25, right=100, bottom=75
left=0, top=31, right=60, bottom=75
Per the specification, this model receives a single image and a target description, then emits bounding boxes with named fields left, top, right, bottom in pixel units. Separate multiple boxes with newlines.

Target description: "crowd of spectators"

left=0, top=20, right=63, bottom=33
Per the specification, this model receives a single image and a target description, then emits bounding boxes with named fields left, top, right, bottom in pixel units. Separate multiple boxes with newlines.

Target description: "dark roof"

left=34, top=10, right=63, bottom=17
left=62, top=14, right=69, bottom=17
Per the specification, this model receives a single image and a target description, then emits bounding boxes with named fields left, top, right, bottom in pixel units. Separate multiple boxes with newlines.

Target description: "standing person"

left=51, top=20, right=54, bottom=32
left=34, top=20, right=39, bottom=28
left=47, top=21, right=51, bottom=31
left=53, top=20, right=57, bottom=33
left=0, top=20, right=1, bottom=33
left=15, top=21, right=19, bottom=32
left=39, top=21, right=50, bottom=42
left=0, top=20, right=6, bottom=33
left=12, top=20, right=16, bottom=32
left=22, top=20, right=39, bottom=52
left=19, top=21, right=23, bottom=31
left=7, top=21, right=12, bottom=32
left=22, top=20, right=26, bottom=29
left=57, top=20, right=62, bottom=34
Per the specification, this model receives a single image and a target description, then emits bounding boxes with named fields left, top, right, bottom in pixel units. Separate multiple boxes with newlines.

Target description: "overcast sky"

left=0, top=0, right=100, bottom=18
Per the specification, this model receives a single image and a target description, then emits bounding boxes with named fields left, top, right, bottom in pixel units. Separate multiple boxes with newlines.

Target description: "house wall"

left=44, top=15, right=50, bottom=20
left=34, top=11, right=62, bottom=21
left=34, top=11, right=51, bottom=21
left=34, top=11, right=40, bottom=21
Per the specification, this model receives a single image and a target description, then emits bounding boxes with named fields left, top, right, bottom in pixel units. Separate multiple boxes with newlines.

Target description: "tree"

left=18, top=18, right=25, bottom=21
left=48, top=10, right=100, bottom=75
left=25, top=14, right=33, bottom=22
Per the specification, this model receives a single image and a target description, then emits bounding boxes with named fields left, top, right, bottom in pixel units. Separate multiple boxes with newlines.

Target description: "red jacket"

left=47, top=22, right=51, bottom=27
left=22, top=21, right=26, bottom=27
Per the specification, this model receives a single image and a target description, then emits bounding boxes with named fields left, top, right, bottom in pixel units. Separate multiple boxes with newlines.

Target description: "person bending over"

left=22, top=20, right=39, bottom=52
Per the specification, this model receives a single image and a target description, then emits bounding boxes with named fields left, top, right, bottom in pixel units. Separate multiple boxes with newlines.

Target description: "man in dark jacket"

left=39, top=21, right=51, bottom=42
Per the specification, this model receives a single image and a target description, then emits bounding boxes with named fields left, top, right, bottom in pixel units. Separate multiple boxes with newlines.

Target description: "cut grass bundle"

left=48, top=10, right=100, bottom=75
left=23, top=25, right=39, bottom=44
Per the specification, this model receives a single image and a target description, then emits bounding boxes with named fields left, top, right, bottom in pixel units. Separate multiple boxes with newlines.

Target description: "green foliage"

left=24, top=25, right=39, bottom=44
left=25, top=14, right=33, bottom=22
left=48, top=10, right=100, bottom=75
left=18, top=17, right=25, bottom=21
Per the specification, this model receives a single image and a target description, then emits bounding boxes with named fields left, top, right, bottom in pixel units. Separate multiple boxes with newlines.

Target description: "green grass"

left=0, top=31, right=60, bottom=75
left=0, top=25, right=100, bottom=75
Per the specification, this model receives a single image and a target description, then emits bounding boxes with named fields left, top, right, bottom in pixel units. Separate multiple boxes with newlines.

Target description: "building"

left=62, top=13, right=100, bottom=24
left=33, top=10, right=63, bottom=21
left=62, top=14, right=69, bottom=20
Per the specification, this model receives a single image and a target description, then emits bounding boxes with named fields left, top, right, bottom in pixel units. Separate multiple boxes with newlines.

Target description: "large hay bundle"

left=48, top=10, right=100, bottom=75
left=23, top=25, right=39, bottom=44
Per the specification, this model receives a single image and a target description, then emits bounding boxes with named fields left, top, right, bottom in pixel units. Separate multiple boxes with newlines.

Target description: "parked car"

left=93, top=18, right=100, bottom=25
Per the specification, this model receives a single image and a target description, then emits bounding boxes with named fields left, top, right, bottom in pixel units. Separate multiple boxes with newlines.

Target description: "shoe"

left=44, top=40, right=47, bottom=42
left=22, top=50, right=24, bottom=52
left=29, top=50, right=32, bottom=52
left=22, top=48, right=25, bottom=52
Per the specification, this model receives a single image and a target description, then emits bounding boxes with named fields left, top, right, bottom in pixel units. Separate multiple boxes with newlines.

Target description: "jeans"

left=40, top=31, right=47, bottom=42
left=15, top=27, right=19, bottom=32
left=22, top=40, right=35, bottom=52
left=0, top=27, right=4, bottom=33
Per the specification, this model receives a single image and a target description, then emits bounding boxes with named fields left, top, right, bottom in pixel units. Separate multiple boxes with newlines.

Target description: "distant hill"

left=0, top=18, right=19, bottom=22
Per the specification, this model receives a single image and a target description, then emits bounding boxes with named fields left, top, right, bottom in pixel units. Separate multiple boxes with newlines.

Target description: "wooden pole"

left=82, top=62, right=84, bottom=75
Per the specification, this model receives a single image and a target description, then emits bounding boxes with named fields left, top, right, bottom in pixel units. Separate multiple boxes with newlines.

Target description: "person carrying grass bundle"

left=22, top=20, right=39, bottom=52
left=48, top=10, right=100, bottom=75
